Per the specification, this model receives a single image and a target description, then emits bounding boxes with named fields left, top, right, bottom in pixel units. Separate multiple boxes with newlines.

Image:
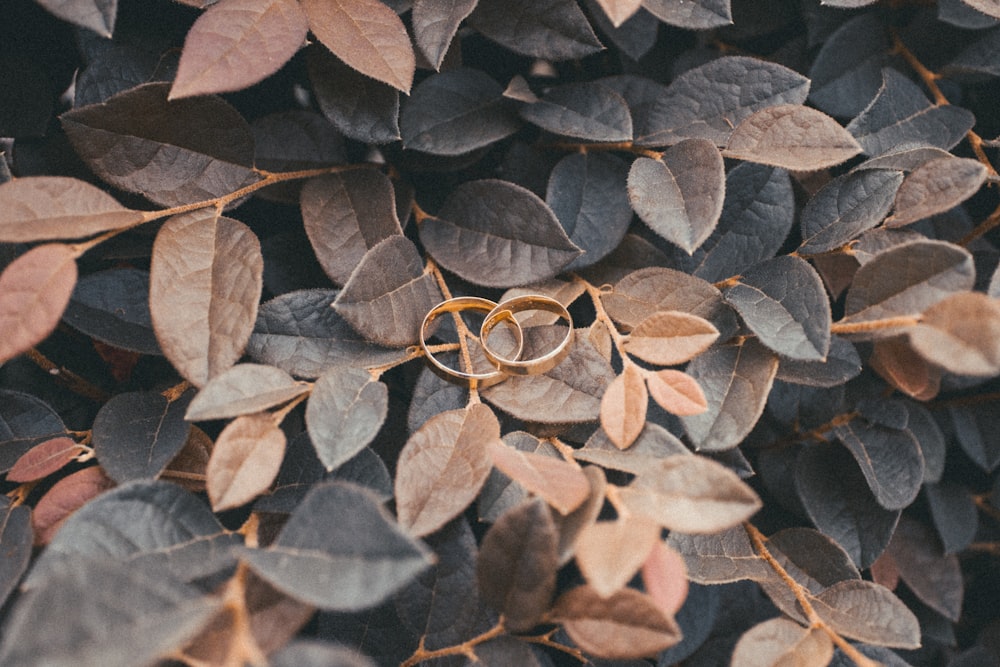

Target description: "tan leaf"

left=553, top=466, right=607, bottom=566
left=574, top=515, right=660, bottom=598
left=870, top=336, right=941, bottom=400
left=623, top=310, right=719, bottom=366
left=206, top=413, right=286, bottom=511
left=0, top=244, right=78, bottom=365
left=645, top=369, right=708, bottom=416
left=300, top=0, right=415, bottom=92
left=594, top=0, right=642, bottom=26
left=641, top=541, right=689, bottom=617
left=487, top=440, right=591, bottom=515
left=731, top=617, right=834, bottom=667
left=908, top=291, right=1000, bottom=377
left=812, top=579, right=921, bottom=649
left=600, top=364, right=648, bottom=450
left=395, top=404, right=498, bottom=537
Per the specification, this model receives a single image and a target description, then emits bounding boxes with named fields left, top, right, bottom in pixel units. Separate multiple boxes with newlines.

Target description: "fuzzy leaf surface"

left=186, top=364, right=308, bottom=421
left=306, top=367, right=388, bottom=472
left=207, top=413, right=286, bottom=511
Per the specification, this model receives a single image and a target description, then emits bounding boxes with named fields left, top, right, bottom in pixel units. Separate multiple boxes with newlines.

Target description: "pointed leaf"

left=646, top=369, right=708, bottom=416
left=308, top=45, right=400, bottom=144
left=574, top=515, right=661, bottom=597
left=412, top=0, right=477, bottom=69
left=641, top=0, right=732, bottom=29
left=7, top=436, right=83, bottom=483
left=576, top=422, right=690, bottom=475
left=907, top=291, right=1000, bottom=376
left=306, top=367, right=388, bottom=472
left=468, top=0, right=603, bottom=61
left=886, top=516, right=963, bottom=622
left=207, top=413, right=286, bottom=511
left=834, top=418, right=924, bottom=511
left=808, top=14, right=891, bottom=118
left=487, top=440, right=591, bottom=515
left=623, top=310, right=719, bottom=366
left=186, top=364, right=309, bottom=421
left=725, top=104, right=862, bottom=170
left=813, top=579, right=921, bottom=649
left=798, top=169, right=904, bottom=254
left=31, top=466, right=116, bottom=546
left=641, top=541, right=689, bottom=617
left=520, top=81, right=632, bottom=142
left=594, top=0, right=642, bottom=26
left=886, top=156, right=988, bottom=228
left=667, top=525, right=771, bottom=584
left=732, top=617, right=834, bottom=667
left=35, top=0, right=116, bottom=36
left=600, top=363, right=648, bottom=450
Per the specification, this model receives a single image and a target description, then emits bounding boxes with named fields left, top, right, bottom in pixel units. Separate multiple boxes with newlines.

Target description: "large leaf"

left=306, top=367, right=388, bottom=472
left=885, top=156, right=988, bottom=228
left=887, top=516, right=964, bottom=621
left=834, top=418, right=924, bottom=511
left=520, top=81, right=632, bottom=142
left=574, top=515, right=661, bottom=597
left=623, top=311, right=719, bottom=366
left=798, top=169, right=904, bottom=254
left=907, top=291, right=1000, bottom=376
left=487, top=440, right=591, bottom=515
left=812, top=580, right=921, bottom=649
left=807, top=14, right=890, bottom=118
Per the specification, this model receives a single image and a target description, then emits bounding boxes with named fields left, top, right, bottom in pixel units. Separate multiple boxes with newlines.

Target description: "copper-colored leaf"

left=646, top=368, right=708, bottom=417
left=623, top=310, right=719, bottom=366
left=641, top=541, right=689, bottom=617
left=552, top=586, right=682, bottom=660
left=600, top=363, right=648, bottom=450
left=31, top=466, right=115, bottom=545
left=300, top=0, right=415, bottom=93
left=0, top=177, right=146, bottom=242
left=595, top=0, right=642, bottom=26
left=731, top=617, right=834, bottom=667
left=150, top=210, right=263, bottom=386
left=395, top=404, right=498, bottom=537
left=908, top=291, right=1000, bottom=377
left=162, top=426, right=213, bottom=493
left=7, top=437, right=83, bottom=483
left=574, top=515, right=660, bottom=598
left=0, top=244, right=77, bottom=365
left=870, top=336, right=942, bottom=400
left=487, top=440, right=591, bottom=515
left=206, top=413, right=286, bottom=511
left=170, top=0, right=308, bottom=99
left=553, top=465, right=607, bottom=566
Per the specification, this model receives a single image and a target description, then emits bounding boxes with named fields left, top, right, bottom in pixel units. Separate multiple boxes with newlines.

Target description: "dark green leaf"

left=306, top=367, right=388, bottom=472
left=520, top=81, right=632, bottom=142
left=468, top=0, right=603, bottom=61
left=798, top=169, right=904, bottom=254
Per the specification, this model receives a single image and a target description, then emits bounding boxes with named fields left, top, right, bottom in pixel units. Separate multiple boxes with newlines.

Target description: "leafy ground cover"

left=1, top=0, right=1000, bottom=665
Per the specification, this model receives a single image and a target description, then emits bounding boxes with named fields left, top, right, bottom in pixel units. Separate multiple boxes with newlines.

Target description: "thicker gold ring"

left=479, top=295, right=573, bottom=376
left=420, top=297, right=524, bottom=388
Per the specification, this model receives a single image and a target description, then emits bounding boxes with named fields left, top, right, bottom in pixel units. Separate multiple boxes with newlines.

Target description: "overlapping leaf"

left=468, top=0, right=603, bottom=61
left=807, top=14, right=890, bottom=118
left=306, top=367, right=388, bottom=472
left=574, top=515, right=660, bottom=597
left=885, top=156, right=988, bottom=227
left=799, top=169, right=904, bottom=254
left=622, top=311, right=718, bottom=366
left=487, top=439, right=591, bottom=514
left=186, top=364, right=308, bottom=421
left=35, top=0, right=116, bottom=36
left=63, top=268, right=160, bottom=355
left=600, top=363, right=648, bottom=449
left=641, top=0, right=732, bottom=29
left=308, top=45, right=401, bottom=144
left=907, top=291, right=1000, bottom=376
left=732, top=617, right=833, bottom=667
left=646, top=369, right=708, bottom=416
left=834, top=418, right=924, bottom=511
left=520, top=81, right=632, bottom=142
left=886, top=516, right=964, bottom=622
left=412, top=0, right=477, bottom=69
left=207, top=413, right=286, bottom=511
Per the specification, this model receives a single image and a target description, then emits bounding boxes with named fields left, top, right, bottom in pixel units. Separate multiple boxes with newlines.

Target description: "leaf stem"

left=576, top=275, right=628, bottom=356
left=270, top=391, right=310, bottom=425
left=959, top=200, right=1000, bottom=247
left=546, top=140, right=663, bottom=160
left=522, top=628, right=587, bottom=662
left=26, top=347, right=109, bottom=402
left=399, top=618, right=506, bottom=667
left=425, top=258, right=479, bottom=402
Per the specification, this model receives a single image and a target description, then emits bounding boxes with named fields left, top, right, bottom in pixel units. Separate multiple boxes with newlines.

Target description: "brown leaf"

left=645, top=368, right=708, bottom=417
left=594, top=0, right=642, bottom=26
left=574, top=515, right=660, bottom=598
left=7, top=437, right=83, bottom=483
left=32, top=466, right=115, bottom=545
left=886, top=156, right=988, bottom=228
left=870, top=336, right=942, bottom=400
left=553, top=466, right=607, bottom=565
left=623, top=310, right=719, bottom=366
left=395, top=404, right=498, bottom=537
left=0, top=244, right=78, bottom=365
left=170, top=0, right=309, bottom=99
left=488, top=440, right=591, bottom=515
left=667, top=526, right=772, bottom=584
left=731, top=617, right=834, bottom=667
left=812, top=579, right=921, bottom=649
left=0, top=177, right=146, bottom=242
left=886, top=516, right=963, bottom=622
left=150, top=210, right=263, bottom=386
left=600, top=363, right=648, bottom=450
left=641, top=541, right=689, bottom=617
left=206, top=413, right=286, bottom=511
left=908, top=291, right=1000, bottom=376
left=300, top=0, right=415, bottom=93
left=552, top=586, right=682, bottom=660
left=162, top=425, right=213, bottom=493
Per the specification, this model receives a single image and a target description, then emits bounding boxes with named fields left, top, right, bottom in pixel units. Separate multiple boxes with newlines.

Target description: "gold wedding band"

left=420, top=297, right=524, bottom=388
left=479, top=295, right=573, bottom=375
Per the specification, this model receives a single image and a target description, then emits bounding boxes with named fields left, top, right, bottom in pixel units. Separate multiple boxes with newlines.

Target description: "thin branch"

left=830, top=316, right=921, bottom=335
left=400, top=619, right=507, bottom=667
left=26, top=347, right=109, bottom=402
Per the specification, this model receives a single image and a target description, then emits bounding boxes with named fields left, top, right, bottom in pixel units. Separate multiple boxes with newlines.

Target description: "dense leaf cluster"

left=2, top=0, right=1000, bottom=665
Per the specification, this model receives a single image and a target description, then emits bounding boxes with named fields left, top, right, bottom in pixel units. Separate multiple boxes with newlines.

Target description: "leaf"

left=733, top=617, right=833, bottom=667
left=0, top=244, right=77, bottom=365
left=948, top=404, right=1000, bottom=473
left=646, top=368, right=708, bottom=416
left=623, top=311, right=719, bottom=366
left=169, top=0, right=308, bottom=99
left=680, top=340, right=779, bottom=452
left=870, top=336, right=942, bottom=400
left=63, top=268, right=160, bottom=355
left=724, top=104, right=862, bottom=171
left=776, top=336, right=862, bottom=388
left=252, top=110, right=346, bottom=174
left=667, top=525, right=772, bottom=584
left=637, top=56, right=810, bottom=146
left=834, top=418, right=924, bottom=511
left=301, top=171, right=402, bottom=286
left=206, top=413, right=286, bottom=511
left=476, top=498, right=559, bottom=632
left=332, top=236, right=442, bottom=347
left=468, top=0, right=603, bottom=61
left=641, top=541, right=689, bottom=617
left=619, top=454, right=762, bottom=533
left=885, top=156, right=988, bottom=227
left=395, top=404, right=498, bottom=537
left=724, top=255, right=831, bottom=361
left=944, top=24, right=1000, bottom=76
left=926, top=481, right=978, bottom=555
left=812, top=579, right=921, bottom=649
left=150, top=210, right=263, bottom=386
left=61, top=83, right=260, bottom=207
left=628, top=139, right=725, bottom=253
left=186, top=363, right=309, bottom=421
left=34, top=0, right=116, bottom=36
left=420, top=179, right=581, bottom=288
left=954, top=0, right=1000, bottom=19
left=401, top=68, right=520, bottom=155
left=641, top=0, right=731, bottom=28
left=487, top=440, right=591, bottom=515
left=412, top=0, right=477, bottom=69
left=243, top=480, right=434, bottom=610
left=268, top=640, right=377, bottom=667
left=574, top=515, right=660, bottom=597
left=552, top=586, right=682, bottom=659
left=807, top=14, right=891, bottom=118
left=7, top=436, right=83, bottom=483
left=0, top=497, right=31, bottom=608
left=594, top=0, right=643, bottom=26
left=798, top=169, right=904, bottom=254
left=552, top=466, right=607, bottom=565
left=840, top=240, right=975, bottom=329
left=0, top=176, right=146, bottom=242
left=846, top=68, right=976, bottom=156
left=300, top=0, right=414, bottom=93
left=600, top=363, right=648, bottom=450
left=906, top=291, right=1000, bottom=376
left=576, top=422, right=690, bottom=475
left=886, top=516, right=964, bottom=622
left=0, top=391, right=66, bottom=472
left=306, top=367, right=388, bottom=472
left=520, top=81, right=632, bottom=142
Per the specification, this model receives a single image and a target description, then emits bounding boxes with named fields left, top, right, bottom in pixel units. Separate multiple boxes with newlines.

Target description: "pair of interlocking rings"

left=419, top=295, right=573, bottom=387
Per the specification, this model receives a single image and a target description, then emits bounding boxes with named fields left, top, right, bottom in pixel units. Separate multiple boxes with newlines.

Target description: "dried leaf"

left=521, top=81, right=632, bottom=142
left=30, top=466, right=116, bottom=546
left=300, top=0, right=415, bottom=92
left=150, top=210, right=263, bottom=386
left=798, top=169, right=904, bottom=254
left=886, top=156, right=988, bottom=227
left=641, top=541, right=688, bottom=617
left=7, top=436, right=83, bottom=483
left=0, top=176, right=146, bottom=242
left=468, top=0, right=603, bottom=61
left=0, top=244, right=77, bottom=365
left=600, top=363, right=648, bottom=450
left=576, top=422, right=690, bottom=475
left=207, top=412, right=286, bottom=511
left=812, top=579, right=921, bottom=649
left=553, top=466, right=607, bottom=565
left=646, top=368, right=708, bottom=417
left=731, top=617, right=834, bottom=667
left=724, top=104, right=862, bottom=171
left=306, top=367, right=388, bottom=472
left=186, top=364, right=309, bottom=421
left=623, top=311, right=719, bottom=366
left=574, top=515, right=660, bottom=597
left=170, top=0, right=308, bottom=99
left=395, top=404, right=498, bottom=537
left=886, top=516, right=963, bottom=622
left=641, top=0, right=732, bottom=29
left=412, top=0, right=477, bottom=69
left=906, top=291, right=1000, bottom=376
left=487, top=440, right=591, bottom=515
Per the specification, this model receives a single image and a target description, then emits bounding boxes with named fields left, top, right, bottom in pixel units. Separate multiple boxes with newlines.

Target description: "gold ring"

left=479, top=295, right=573, bottom=375
left=420, top=297, right=524, bottom=388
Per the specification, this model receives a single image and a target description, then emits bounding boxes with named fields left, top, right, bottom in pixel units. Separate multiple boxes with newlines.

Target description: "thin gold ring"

left=420, top=296, right=524, bottom=388
left=479, top=295, right=573, bottom=376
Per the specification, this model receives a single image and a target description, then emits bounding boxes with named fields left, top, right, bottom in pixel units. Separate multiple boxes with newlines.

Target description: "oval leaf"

left=487, top=440, right=591, bottom=515
left=732, top=617, right=834, bottom=667
left=600, top=363, right=648, bottom=450
left=886, top=156, right=988, bottom=228
left=908, top=291, right=1000, bottom=376
left=834, top=418, right=924, bottom=511
left=207, top=413, right=286, bottom=511
left=574, top=515, right=661, bottom=598
left=186, top=363, right=308, bottom=421
left=520, top=81, right=632, bottom=142
left=798, top=169, right=904, bottom=254
left=623, top=311, right=719, bottom=366
left=646, top=369, right=708, bottom=417
left=641, top=541, right=689, bottom=617
left=412, top=0, right=477, bottom=69
left=63, top=268, right=160, bottom=355
left=8, top=436, right=84, bottom=483
left=813, top=579, right=921, bottom=649
left=467, top=0, right=603, bottom=61
left=305, top=367, right=388, bottom=472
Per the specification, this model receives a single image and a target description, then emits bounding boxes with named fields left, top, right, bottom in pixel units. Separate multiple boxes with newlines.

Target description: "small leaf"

left=812, top=579, right=921, bottom=649
left=300, top=0, right=415, bottom=92
left=0, top=244, right=77, bottom=365
left=641, top=0, right=732, bottom=29
left=186, top=364, right=309, bottom=421
left=646, top=369, right=708, bottom=417
left=798, top=169, right=904, bottom=254
left=628, top=139, right=725, bottom=254
left=594, top=0, right=642, bottom=27
left=886, top=156, right=988, bottom=227
left=207, top=413, right=286, bottom=511
left=170, top=0, right=308, bottom=99
left=732, top=617, right=834, bottom=667
left=395, top=404, right=498, bottom=537
left=576, top=423, right=690, bottom=475
left=641, top=541, right=689, bottom=617
left=30, top=467, right=116, bottom=546
left=34, top=0, right=116, bottom=36
left=870, top=336, right=942, bottom=400
left=623, top=311, right=719, bottom=366
left=8, top=437, right=83, bottom=483
left=724, top=104, right=862, bottom=171
left=468, top=0, right=603, bottom=61
left=552, top=586, right=682, bottom=660
left=886, top=516, right=963, bottom=622
left=574, top=515, right=661, bottom=597
left=487, top=440, right=591, bottom=515
left=0, top=177, right=146, bottom=242
left=306, top=367, right=388, bottom=472
left=150, top=210, right=263, bottom=386
left=600, top=363, right=648, bottom=450
left=412, top=0, right=477, bottom=69
left=520, top=81, right=632, bottom=142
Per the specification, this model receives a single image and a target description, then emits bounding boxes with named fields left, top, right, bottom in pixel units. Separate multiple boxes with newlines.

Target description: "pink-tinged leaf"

left=731, top=617, right=834, bottom=667
left=600, top=364, right=648, bottom=450
left=206, top=413, right=286, bottom=511
left=594, top=0, right=642, bottom=27
left=487, top=440, right=591, bottom=515
left=7, top=437, right=83, bottom=483
left=31, top=466, right=116, bottom=545
left=170, top=0, right=309, bottom=99
left=641, top=541, right=689, bottom=617
left=646, top=369, right=707, bottom=416
left=300, top=0, right=415, bottom=93
left=574, top=515, right=660, bottom=597
left=0, top=244, right=78, bottom=365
